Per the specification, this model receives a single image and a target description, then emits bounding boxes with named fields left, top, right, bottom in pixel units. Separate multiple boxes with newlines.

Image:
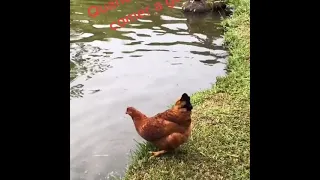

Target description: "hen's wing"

left=153, top=109, right=191, bottom=126
left=138, top=117, right=186, bottom=142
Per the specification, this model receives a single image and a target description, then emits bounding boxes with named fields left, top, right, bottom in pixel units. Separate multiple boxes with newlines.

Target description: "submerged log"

left=182, top=0, right=227, bottom=13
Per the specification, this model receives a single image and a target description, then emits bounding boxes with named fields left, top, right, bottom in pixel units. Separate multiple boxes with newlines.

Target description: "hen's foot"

left=148, top=150, right=167, bottom=158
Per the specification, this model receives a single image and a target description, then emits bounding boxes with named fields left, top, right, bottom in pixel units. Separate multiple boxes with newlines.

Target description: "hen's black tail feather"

left=180, top=93, right=193, bottom=111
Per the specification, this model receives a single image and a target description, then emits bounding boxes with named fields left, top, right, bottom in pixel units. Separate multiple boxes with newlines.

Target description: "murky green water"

left=70, top=0, right=228, bottom=179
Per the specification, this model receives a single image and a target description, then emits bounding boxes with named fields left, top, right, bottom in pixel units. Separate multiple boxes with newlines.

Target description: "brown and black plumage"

left=126, top=93, right=193, bottom=157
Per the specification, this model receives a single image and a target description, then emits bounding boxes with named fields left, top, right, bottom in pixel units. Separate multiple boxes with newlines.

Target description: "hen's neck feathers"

left=130, top=108, right=147, bottom=121
left=129, top=108, right=148, bottom=133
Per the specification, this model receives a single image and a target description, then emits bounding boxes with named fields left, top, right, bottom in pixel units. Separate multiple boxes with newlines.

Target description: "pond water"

left=70, top=0, right=228, bottom=179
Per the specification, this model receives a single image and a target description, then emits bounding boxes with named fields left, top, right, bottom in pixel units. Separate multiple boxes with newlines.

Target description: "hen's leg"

left=149, top=132, right=187, bottom=158
left=149, top=150, right=167, bottom=157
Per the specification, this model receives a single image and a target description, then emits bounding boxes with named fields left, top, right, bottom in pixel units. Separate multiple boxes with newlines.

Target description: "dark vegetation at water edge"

left=121, top=0, right=250, bottom=179
left=182, top=0, right=231, bottom=14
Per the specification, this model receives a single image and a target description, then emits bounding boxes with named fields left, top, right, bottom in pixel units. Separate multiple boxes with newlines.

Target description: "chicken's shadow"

left=131, top=140, right=207, bottom=162
left=157, top=146, right=204, bottom=161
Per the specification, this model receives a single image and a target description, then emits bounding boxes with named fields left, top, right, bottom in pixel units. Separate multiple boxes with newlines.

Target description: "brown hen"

left=126, top=93, right=193, bottom=157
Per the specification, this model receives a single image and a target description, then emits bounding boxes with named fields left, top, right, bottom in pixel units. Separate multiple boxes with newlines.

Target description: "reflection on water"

left=70, top=0, right=228, bottom=179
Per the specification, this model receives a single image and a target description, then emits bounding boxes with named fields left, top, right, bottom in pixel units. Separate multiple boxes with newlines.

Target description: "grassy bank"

left=123, top=0, right=250, bottom=179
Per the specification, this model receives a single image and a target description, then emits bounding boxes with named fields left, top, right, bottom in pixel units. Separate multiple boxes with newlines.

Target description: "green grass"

left=122, top=0, right=250, bottom=179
